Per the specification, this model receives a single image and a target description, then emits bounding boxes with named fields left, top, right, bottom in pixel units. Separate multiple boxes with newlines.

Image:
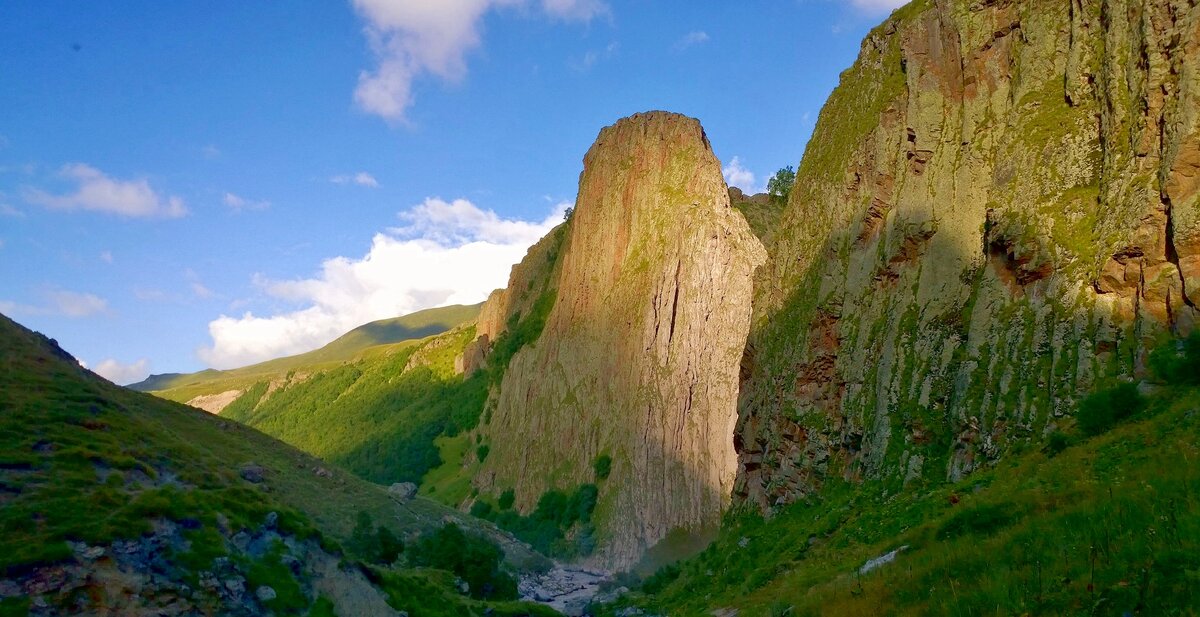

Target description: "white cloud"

left=24, top=163, right=187, bottom=218
left=201, top=145, right=221, bottom=159
left=198, top=197, right=566, bottom=369
left=223, top=192, right=271, bottom=211
left=351, top=0, right=607, bottom=121
left=850, top=0, right=910, bottom=15
left=722, top=156, right=761, bottom=194
left=92, top=358, right=150, bottom=385
left=0, top=288, right=109, bottom=318
left=0, top=135, right=8, bottom=149
left=330, top=172, right=381, bottom=188
left=49, top=289, right=109, bottom=317
left=672, top=30, right=709, bottom=51
left=186, top=269, right=216, bottom=299
left=100, top=250, right=113, bottom=264
left=0, top=203, right=22, bottom=217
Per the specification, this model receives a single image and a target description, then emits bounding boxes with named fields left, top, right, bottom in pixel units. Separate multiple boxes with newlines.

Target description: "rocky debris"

left=710, top=609, right=739, bottom=617
left=0, top=517, right=358, bottom=616
left=387, top=482, right=417, bottom=502
left=313, top=466, right=333, bottom=479
left=519, top=566, right=611, bottom=616
left=239, top=462, right=266, bottom=483
left=475, top=111, right=767, bottom=568
left=186, top=389, right=244, bottom=414
left=859, top=545, right=909, bottom=574
left=264, top=511, right=278, bottom=529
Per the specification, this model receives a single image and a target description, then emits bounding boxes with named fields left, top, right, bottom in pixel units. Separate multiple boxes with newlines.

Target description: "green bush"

left=470, top=500, right=493, bottom=518
left=1150, top=333, right=1200, bottom=385
left=497, top=489, right=515, bottom=510
left=476, top=444, right=490, bottom=462
left=1076, top=382, right=1146, bottom=436
left=408, top=524, right=517, bottom=600
left=937, top=502, right=1015, bottom=540
left=593, top=454, right=612, bottom=480
left=1043, top=430, right=1071, bottom=456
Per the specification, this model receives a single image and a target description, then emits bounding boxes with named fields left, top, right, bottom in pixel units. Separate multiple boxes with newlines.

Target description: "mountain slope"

left=607, top=349, right=1200, bottom=614
left=0, top=312, right=552, bottom=616
left=130, top=303, right=481, bottom=406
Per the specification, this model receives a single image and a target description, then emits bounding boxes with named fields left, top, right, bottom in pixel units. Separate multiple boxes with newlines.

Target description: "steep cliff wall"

left=470, top=112, right=765, bottom=568
left=736, top=0, right=1200, bottom=510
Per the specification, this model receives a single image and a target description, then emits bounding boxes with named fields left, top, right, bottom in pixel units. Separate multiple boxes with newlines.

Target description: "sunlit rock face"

left=472, top=111, right=766, bottom=569
left=735, top=0, right=1200, bottom=511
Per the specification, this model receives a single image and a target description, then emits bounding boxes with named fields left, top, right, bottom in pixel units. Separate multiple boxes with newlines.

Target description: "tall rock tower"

left=474, top=112, right=766, bottom=568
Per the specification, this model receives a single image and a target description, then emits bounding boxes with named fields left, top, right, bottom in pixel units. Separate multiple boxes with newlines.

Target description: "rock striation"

left=735, top=0, right=1200, bottom=510
left=470, top=112, right=766, bottom=568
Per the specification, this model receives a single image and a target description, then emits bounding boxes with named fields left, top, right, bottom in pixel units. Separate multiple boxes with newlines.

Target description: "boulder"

left=387, top=482, right=417, bottom=502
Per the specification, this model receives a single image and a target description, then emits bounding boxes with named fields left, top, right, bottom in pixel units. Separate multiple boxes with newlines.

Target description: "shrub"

left=497, top=489, right=515, bottom=510
left=1149, top=333, right=1200, bottom=385
left=470, top=500, right=493, bottom=518
left=1043, top=430, right=1071, bottom=456
left=475, top=444, right=489, bottom=462
left=1076, top=382, right=1146, bottom=436
left=593, top=454, right=612, bottom=481
left=937, top=502, right=1015, bottom=540
left=641, top=564, right=681, bottom=594
left=408, top=524, right=517, bottom=600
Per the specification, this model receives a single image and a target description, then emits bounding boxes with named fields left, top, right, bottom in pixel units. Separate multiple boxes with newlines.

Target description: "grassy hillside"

left=599, top=339, right=1200, bottom=616
left=130, top=303, right=481, bottom=401
left=0, top=312, right=553, bottom=616
left=221, top=326, right=489, bottom=486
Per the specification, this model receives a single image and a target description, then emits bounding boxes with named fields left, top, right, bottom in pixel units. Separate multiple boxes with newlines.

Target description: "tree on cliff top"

left=767, top=166, right=795, bottom=203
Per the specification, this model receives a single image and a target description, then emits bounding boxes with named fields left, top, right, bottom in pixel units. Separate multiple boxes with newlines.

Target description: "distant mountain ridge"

left=129, top=302, right=481, bottom=397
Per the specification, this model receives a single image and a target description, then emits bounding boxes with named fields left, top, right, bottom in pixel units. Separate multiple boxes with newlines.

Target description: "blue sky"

left=0, top=0, right=907, bottom=383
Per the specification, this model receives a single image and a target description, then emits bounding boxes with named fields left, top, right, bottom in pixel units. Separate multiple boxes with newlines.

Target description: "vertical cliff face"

left=472, top=112, right=766, bottom=568
left=736, top=0, right=1200, bottom=510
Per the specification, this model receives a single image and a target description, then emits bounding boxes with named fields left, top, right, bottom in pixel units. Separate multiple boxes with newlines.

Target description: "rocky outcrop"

left=735, top=0, right=1200, bottom=510
left=471, top=112, right=766, bottom=568
left=0, top=517, right=398, bottom=617
left=187, top=389, right=243, bottom=414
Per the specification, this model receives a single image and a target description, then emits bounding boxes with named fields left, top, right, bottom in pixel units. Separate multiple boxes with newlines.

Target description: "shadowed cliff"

left=735, top=0, right=1200, bottom=510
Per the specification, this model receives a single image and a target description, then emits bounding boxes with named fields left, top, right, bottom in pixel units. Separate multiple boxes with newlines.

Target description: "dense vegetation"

left=0, top=313, right=548, bottom=616
left=592, top=336, right=1200, bottom=616
left=221, top=327, right=488, bottom=485
left=471, top=484, right=600, bottom=559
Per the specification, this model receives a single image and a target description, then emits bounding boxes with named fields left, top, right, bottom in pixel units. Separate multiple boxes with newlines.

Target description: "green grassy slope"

left=221, top=326, right=489, bottom=486
left=601, top=345, right=1200, bottom=616
left=129, top=303, right=481, bottom=400
left=0, top=312, right=552, bottom=616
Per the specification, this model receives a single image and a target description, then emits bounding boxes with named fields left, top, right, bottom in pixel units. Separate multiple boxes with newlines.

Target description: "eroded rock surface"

left=735, top=0, right=1200, bottom=510
left=472, top=112, right=766, bottom=568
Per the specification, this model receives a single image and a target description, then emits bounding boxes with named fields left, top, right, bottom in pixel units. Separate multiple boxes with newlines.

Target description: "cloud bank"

left=198, top=197, right=567, bottom=369
left=0, top=288, right=109, bottom=318
left=351, top=0, right=607, bottom=121
left=24, top=164, right=187, bottom=218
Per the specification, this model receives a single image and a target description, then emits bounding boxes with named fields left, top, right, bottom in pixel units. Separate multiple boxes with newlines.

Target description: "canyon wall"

left=735, top=0, right=1200, bottom=509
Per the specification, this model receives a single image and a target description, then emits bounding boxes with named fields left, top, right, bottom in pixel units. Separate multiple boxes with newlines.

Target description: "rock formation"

left=470, top=112, right=766, bottom=568
left=735, top=0, right=1200, bottom=510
